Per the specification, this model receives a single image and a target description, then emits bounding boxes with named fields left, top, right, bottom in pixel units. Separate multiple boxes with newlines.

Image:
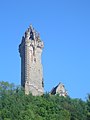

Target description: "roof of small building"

left=50, top=82, right=68, bottom=96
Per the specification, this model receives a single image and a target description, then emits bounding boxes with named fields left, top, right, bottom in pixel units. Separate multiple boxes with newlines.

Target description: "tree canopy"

left=0, top=81, right=90, bottom=120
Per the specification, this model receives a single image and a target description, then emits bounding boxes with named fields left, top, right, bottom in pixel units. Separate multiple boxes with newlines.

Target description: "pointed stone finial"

left=29, top=24, right=33, bottom=30
left=25, top=29, right=30, bottom=39
left=29, top=24, right=36, bottom=40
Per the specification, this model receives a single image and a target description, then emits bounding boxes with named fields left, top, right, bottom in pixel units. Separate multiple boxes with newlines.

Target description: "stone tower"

left=19, top=25, right=44, bottom=96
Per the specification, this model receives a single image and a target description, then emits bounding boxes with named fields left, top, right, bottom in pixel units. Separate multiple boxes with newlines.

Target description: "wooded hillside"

left=0, top=81, right=90, bottom=120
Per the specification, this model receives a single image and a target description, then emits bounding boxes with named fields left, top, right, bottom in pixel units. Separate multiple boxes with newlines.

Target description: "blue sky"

left=0, top=0, right=90, bottom=100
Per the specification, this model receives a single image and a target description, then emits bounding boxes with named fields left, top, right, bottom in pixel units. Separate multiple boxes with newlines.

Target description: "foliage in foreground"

left=0, top=81, right=90, bottom=120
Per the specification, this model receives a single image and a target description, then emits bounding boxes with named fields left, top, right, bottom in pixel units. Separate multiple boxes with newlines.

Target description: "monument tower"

left=19, top=25, right=44, bottom=95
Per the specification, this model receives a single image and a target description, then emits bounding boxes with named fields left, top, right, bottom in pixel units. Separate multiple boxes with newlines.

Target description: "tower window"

left=34, top=58, right=36, bottom=62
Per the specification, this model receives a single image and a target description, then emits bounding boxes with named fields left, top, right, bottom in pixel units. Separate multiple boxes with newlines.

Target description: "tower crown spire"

left=24, top=24, right=40, bottom=41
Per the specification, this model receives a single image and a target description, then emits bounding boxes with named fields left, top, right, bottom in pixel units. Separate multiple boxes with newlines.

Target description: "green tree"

left=87, top=94, right=90, bottom=120
left=0, top=81, right=89, bottom=120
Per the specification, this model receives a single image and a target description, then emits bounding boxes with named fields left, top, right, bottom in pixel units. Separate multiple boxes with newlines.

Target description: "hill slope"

left=0, top=81, right=90, bottom=120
